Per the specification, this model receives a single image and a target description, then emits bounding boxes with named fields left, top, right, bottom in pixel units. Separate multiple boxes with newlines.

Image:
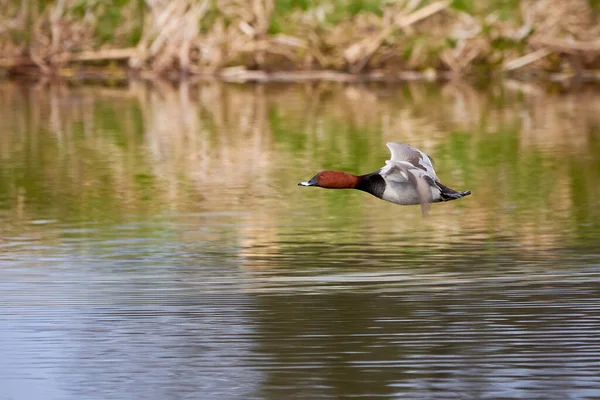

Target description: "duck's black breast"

left=355, top=172, right=386, bottom=199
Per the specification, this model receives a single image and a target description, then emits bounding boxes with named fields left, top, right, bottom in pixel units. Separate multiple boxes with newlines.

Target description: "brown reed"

left=0, top=0, right=599, bottom=81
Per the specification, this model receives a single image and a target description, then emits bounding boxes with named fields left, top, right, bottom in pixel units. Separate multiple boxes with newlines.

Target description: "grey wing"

left=386, top=142, right=439, bottom=182
left=380, top=160, right=436, bottom=216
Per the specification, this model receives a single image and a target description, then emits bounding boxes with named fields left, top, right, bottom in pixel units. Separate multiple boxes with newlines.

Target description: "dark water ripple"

left=2, top=220, right=600, bottom=400
left=2, top=81, right=600, bottom=399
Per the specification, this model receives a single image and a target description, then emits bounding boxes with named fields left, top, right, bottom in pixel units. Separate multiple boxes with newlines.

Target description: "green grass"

left=1, top=0, right=597, bottom=77
left=270, top=0, right=384, bottom=34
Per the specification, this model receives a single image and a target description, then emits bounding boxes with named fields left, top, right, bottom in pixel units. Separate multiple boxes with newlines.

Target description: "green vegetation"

left=0, top=0, right=599, bottom=80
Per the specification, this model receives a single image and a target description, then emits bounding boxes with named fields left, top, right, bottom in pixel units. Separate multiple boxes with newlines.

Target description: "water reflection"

left=0, top=80, right=599, bottom=399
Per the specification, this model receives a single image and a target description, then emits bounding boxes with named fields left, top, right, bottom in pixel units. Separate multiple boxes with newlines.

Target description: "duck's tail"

left=437, top=183, right=471, bottom=202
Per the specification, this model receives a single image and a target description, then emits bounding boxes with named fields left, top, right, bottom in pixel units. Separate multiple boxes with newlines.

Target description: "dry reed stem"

left=395, top=0, right=451, bottom=29
left=504, top=49, right=552, bottom=71
left=1, top=0, right=599, bottom=80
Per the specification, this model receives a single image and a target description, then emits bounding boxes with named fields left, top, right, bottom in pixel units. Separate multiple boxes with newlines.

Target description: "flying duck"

left=298, top=142, right=471, bottom=215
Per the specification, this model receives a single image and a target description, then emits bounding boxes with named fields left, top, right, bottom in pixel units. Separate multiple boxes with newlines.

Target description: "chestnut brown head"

left=298, top=171, right=360, bottom=189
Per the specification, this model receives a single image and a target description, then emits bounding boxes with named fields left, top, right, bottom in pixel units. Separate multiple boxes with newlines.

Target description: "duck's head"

left=298, top=171, right=359, bottom=189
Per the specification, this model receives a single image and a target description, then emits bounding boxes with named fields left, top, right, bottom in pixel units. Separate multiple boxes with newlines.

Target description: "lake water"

left=1, top=80, right=599, bottom=400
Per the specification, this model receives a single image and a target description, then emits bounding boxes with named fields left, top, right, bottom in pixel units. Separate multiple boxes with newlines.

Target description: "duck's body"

left=298, top=142, right=470, bottom=215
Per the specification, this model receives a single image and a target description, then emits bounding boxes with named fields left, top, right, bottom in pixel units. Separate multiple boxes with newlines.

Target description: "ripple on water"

left=1, top=81, right=600, bottom=399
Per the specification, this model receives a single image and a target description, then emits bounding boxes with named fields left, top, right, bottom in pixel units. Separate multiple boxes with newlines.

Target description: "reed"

left=0, top=0, right=599, bottom=81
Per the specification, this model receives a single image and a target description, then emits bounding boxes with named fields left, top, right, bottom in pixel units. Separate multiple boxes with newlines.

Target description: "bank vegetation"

left=1, top=0, right=600, bottom=82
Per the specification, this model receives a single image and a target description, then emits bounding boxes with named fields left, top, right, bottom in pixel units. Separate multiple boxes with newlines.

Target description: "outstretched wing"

left=386, top=142, right=439, bottom=182
left=380, top=160, right=437, bottom=216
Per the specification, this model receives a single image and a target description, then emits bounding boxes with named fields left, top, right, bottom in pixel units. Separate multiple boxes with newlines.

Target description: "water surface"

left=1, top=81, right=599, bottom=399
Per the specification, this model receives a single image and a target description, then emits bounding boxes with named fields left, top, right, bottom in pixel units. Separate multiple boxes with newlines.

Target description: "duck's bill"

left=298, top=177, right=318, bottom=187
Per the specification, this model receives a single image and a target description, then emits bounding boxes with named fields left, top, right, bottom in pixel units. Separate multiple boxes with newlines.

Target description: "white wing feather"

left=386, top=142, right=439, bottom=182
left=380, top=160, right=434, bottom=215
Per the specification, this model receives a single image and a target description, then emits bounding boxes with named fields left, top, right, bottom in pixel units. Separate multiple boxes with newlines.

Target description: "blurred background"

left=1, top=1, right=600, bottom=400
left=1, top=0, right=599, bottom=79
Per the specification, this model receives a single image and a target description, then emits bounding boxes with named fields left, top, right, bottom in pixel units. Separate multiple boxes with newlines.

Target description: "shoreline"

left=3, top=65, right=600, bottom=85
left=2, top=0, right=599, bottom=84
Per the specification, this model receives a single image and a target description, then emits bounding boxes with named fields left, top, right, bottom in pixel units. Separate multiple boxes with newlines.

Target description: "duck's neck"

left=355, top=172, right=386, bottom=199
left=319, top=171, right=386, bottom=198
